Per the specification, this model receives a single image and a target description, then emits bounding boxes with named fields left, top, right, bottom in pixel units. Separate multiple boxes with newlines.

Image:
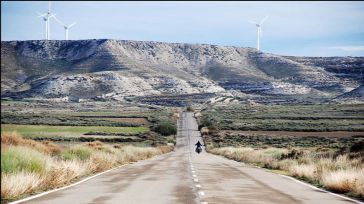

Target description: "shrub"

left=200, top=127, right=209, bottom=136
left=289, top=164, right=317, bottom=181
left=1, top=146, right=47, bottom=174
left=322, top=169, right=364, bottom=195
left=88, top=152, right=117, bottom=173
left=113, top=144, right=121, bottom=149
left=262, top=148, right=289, bottom=159
left=43, top=158, right=88, bottom=188
left=350, top=140, right=364, bottom=152
left=200, top=116, right=215, bottom=128
left=41, top=141, right=61, bottom=155
left=61, top=146, right=92, bottom=161
left=1, top=131, right=61, bottom=154
left=1, top=172, right=43, bottom=200
left=186, top=106, right=194, bottom=112
left=153, top=121, right=177, bottom=136
left=158, top=145, right=174, bottom=154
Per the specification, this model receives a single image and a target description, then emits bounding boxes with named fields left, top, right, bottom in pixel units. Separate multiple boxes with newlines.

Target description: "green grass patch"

left=1, top=146, right=46, bottom=174
left=60, top=146, right=92, bottom=161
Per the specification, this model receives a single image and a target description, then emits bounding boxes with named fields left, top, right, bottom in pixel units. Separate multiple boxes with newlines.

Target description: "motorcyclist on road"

left=195, top=141, right=204, bottom=153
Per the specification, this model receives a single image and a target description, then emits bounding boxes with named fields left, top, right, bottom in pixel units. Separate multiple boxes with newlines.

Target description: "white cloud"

left=329, top=46, right=364, bottom=52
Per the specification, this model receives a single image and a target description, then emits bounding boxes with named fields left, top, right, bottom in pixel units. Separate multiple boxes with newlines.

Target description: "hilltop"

left=1, top=39, right=363, bottom=105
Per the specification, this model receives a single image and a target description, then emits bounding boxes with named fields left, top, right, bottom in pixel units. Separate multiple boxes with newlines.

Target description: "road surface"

left=21, top=112, right=359, bottom=204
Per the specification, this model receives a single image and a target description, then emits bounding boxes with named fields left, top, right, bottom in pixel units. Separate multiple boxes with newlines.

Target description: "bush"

left=350, top=140, right=364, bottom=152
left=1, top=172, right=43, bottom=199
left=153, top=121, right=177, bottom=136
left=1, top=132, right=61, bottom=154
left=61, top=146, right=92, bottom=161
left=1, top=146, right=47, bottom=174
left=322, top=169, right=364, bottom=195
left=186, top=106, right=194, bottom=112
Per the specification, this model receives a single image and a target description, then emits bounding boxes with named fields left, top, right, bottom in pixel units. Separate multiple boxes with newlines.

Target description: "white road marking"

left=193, top=174, right=197, bottom=177
left=196, top=184, right=201, bottom=188
left=192, top=170, right=196, bottom=173
left=199, top=191, right=205, bottom=196
left=200, top=202, right=208, bottom=204
left=194, top=178, right=199, bottom=182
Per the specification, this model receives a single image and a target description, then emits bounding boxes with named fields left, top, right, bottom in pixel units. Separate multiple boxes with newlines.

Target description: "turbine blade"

left=248, top=20, right=258, bottom=25
left=260, top=15, right=269, bottom=25
left=68, top=22, right=77, bottom=28
left=37, top=12, right=47, bottom=18
left=53, top=16, right=65, bottom=26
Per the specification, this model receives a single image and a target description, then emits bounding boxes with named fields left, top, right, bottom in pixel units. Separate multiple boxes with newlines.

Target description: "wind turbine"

left=37, top=1, right=55, bottom=40
left=54, top=16, right=76, bottom=40
left=249, top=16, right=269, bottom=51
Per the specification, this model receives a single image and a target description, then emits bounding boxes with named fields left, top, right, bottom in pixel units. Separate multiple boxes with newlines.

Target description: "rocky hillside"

left=1, top=39, right=363, bottom=103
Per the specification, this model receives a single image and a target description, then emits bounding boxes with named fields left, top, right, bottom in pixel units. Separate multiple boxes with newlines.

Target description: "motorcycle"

left=195, top=146, right=202, bottom=154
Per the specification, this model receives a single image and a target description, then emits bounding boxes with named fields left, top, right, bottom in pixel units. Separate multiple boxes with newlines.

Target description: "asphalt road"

left=21, top=112, right=359, bottom=204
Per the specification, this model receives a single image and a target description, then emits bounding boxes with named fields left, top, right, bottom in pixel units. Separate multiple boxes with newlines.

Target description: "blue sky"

left=2, top=1, right=364, bottom=56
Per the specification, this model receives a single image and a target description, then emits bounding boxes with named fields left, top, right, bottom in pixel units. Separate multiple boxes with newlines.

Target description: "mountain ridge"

left=1, top=39, right=363, bottom=104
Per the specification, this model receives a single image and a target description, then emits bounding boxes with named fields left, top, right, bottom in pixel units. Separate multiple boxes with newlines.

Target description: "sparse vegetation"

left=210, top=145, right=364, bottom=199
left=1, top=124, right=148, bottom=138
left=1, top=132, right=174, bottom=202
left=1, top=112, right=144, bottom=127
left=0, top=101, right=178, bottom=146
left=200, top=103, right=364, bottom=200
left=204, top=133, right=363, bottom=149
left=198, top=104, right=364, bottom=132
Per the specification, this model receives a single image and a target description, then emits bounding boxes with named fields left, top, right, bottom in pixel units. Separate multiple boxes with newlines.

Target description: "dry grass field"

left=1, top=132, right=173, bottom=202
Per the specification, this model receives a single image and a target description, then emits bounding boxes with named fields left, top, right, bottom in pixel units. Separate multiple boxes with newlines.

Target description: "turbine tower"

left=37, top=1, right=55, bottom=40
left=249, top=16, right=269, bottom=51
left=54, top=17, right=76, bottom=40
